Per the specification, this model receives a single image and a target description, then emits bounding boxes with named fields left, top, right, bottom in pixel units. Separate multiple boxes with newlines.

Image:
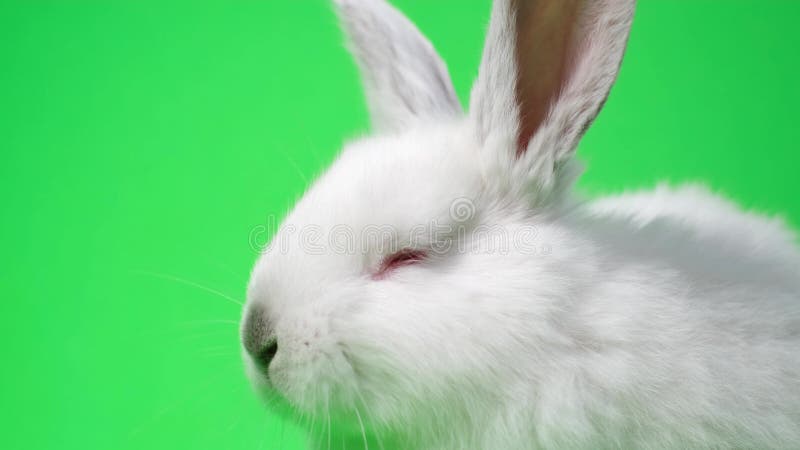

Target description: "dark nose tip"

left=254, top=339, right=278, bottom=369
left=242, top=304, right=278, bottom=371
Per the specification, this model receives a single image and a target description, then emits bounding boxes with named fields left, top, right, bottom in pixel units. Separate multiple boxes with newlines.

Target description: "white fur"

left=334, top=0, right=462, bottom=133
left=243, top=1, right=800, bottom=448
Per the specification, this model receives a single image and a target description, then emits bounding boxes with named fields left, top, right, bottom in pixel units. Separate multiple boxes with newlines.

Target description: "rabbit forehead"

left=291, top=124, right=483, bottom=242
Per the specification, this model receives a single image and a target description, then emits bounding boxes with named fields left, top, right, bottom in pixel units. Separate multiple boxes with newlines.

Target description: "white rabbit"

left=241, top=0, right=800, bottom=448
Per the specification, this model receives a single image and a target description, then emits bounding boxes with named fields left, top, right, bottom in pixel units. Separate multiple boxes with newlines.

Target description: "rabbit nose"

left=242, top=303, right=278, bottom=370
left=254, top=339, right=278, bottom=369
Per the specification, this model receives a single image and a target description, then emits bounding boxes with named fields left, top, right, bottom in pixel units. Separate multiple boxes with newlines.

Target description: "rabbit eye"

left=373, top=248, right=427, bottom=279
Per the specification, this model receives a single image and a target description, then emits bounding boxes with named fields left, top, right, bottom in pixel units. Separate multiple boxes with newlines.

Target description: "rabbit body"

left=242, top=1, right=800, bottom=448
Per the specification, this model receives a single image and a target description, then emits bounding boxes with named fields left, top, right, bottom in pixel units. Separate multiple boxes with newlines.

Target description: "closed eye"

left=372, top=248, right=427, bottom=280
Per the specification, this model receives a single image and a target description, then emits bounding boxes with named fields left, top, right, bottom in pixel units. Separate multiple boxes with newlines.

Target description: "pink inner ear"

left=372, top=248, right=427, bottom=280
left=513, top=0, right=582, bottom=156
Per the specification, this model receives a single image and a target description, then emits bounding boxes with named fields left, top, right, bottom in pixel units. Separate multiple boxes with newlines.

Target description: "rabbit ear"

left=334, top=0, right=462, bottom=133
left=470, top=0, right=634, bottom=184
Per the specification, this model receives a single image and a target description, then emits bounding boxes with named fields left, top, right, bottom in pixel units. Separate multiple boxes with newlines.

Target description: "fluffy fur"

left=242, top=0, right=800, bottom=448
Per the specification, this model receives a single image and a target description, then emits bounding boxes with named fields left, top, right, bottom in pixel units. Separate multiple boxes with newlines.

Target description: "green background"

left=2, top=1, right=798, bottom=449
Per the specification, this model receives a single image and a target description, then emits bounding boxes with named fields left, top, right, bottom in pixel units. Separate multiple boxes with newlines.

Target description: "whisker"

left=130, top=321, right=238, bottom=341
left=197, top=252, right=242, bottom=280
left=354, top=406, right=369, bottom=450
left=194, top=350, right=240, bottom=358
left=176, top=319, right=240, bottom=326
left=132, top=270, right=244, bottom=306
left=279, top=412, right=286, bottom=450
left=354, top=390, right=384, bottom=450
left=225, top=412, right=243, bottom=434
left=195, top=344, right=237, bottom=352
left=286, top=107, right=328, bottom=170
left=276, top=146, right=310, bottom=186
left=263, top=407, right=283, bottom=450
left=326, top=398, right=332, bottom=450
left=127, top=372, right=231, bottom=439
left=176, top=329, right=238, bottom=341
left=309, top=410, right=320, bottom=449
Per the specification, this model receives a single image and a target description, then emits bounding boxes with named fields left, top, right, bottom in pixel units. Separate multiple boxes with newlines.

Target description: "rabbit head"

left=242, top=0, right=635, bottom=443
